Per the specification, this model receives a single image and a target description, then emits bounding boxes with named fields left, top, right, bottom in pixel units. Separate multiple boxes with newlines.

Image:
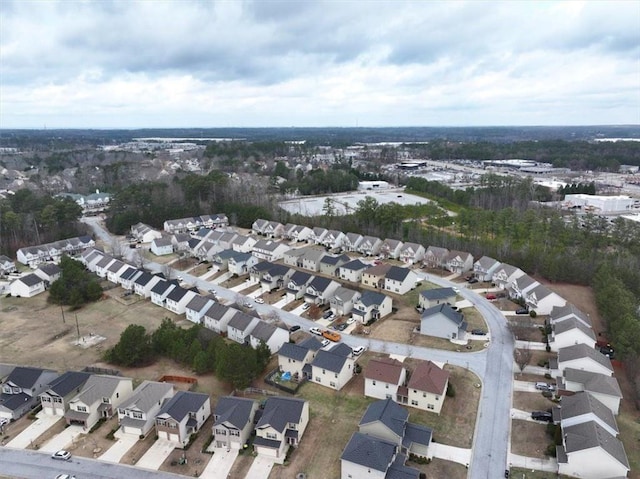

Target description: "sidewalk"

left=508, top=452, right=558, bottom=472
left=429, top=442, right=472, bottom=466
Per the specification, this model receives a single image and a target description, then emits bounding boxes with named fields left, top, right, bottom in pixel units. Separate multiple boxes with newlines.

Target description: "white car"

left=352, top=346, right=365, bottom=356
left=346, top=317, right=356, bottom=324
left=51, top=450, right=72, bottom=461
left=321, top=339, right=331, bottom=347
left=302, top=303, right=311, bottom=311
left=255, top=298, right=264, bottom=304
left=310, top=327, right=323, bottom=336
left=55, top=475, right=77, bottom=479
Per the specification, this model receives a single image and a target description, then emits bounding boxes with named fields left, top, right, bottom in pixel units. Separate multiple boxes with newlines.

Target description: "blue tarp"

left=281, top=371, right=291, bottom=381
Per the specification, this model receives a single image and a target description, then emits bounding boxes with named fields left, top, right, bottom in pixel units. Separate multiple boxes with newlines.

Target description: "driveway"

left=515, top=340, right=547, bottom=351
left=513, top=380, right=541, bottom=393
left=430, top=442, right=472, bottom=466
left=6, top=413, right=62, bottom=449
left=508, top=452, right=558, bottom=472
left=136, top=438, right=175, bottom=470
left=199, top=448, right=238, bottom=479
left=209, top=272, right=233, bottom=285
left=273, top=296, right=291, bottom=308
left=245, top=455, right=276, bottom=479
left=40, top=425, right=84, bottom=453
left=511, top=408, right=537, bottom=422
left=98, top=430, right=139, bottom=463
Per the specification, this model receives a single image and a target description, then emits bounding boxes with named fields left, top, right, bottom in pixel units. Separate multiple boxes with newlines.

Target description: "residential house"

left=249, top=321, right=290, bottom=354
left=185, top=295, right=215, bottom=324
left=341, top=432, right=420, bottom=479
left=252, top=239, right=290, bottom=262
left=106, top=260, right=130, bottom=284
left=300, top=247, right=327, bottom=272
left=310, top=344, right=356, bottom=391
left=211, top=249, right=237, bottom=271
left=338, top=259, right=370, bottom=283
left=523, top=283, right=566, bottom=315
left=94, top=255, right=117, bottom=278
left=261, top=264, right=293, bottom=293
left=0, top=255, right=17, bottom=275
left=444, top=250, right=474, bottom=274
left=342, top=233, right=364, bottom=252
left=164, top=214, right=228, bottom=234
left=351, top=291, right=393, bottom=324
left=151, top=237, right=174, bottom=256
left=364, top=357, right=407, bottom=402
left=202, top=303, right=237, bottom=334
left=418, top=287, right=457, bottom=311
left=491, top=263, right=525, bottom=290
left=117, top=381, right=175, bottom=437
left=358, top=398, right=432, bottom=459
left=304, top=276, right=341, bottom=305
left=228, top=251, right=259, bottom=276
left=263, top=221, right=285, bottom=238
left=509, top=274, right=539, bottom=300
left=34, top=263, right=61, bottom=284
left=9, top=273, right=45, bottom=298
left=282, top=247, right=307, bottom=269
left=472, top=256, right=502, bottom=281
left=79, top=248, right=105, bottom=273
left=201, top=213, right=229, bottom=230
left=251, top=218, right=269, bottom=236
left=66, top=375, right=133, bottom=429
left=361, top=263, right=392, bottom=290
left=155, top=391, right=211, bottom=448
left=118, top=267, right=143, bottom=290
left=549, top=318, right=597, bottom=352
left=406, top=361, right=449, bottom=414
left=286, top=271, right=313, bottom=302
left=165, top=287, right=198, bottom=315
left=423, top=246, right=449, bottom=270
left=420, top=304, right=467, bottom=341
left=399, top=242, right=425, bottom=265
left=227, top=312, right=261, bottom=345
left=253, top=397, right=310, bottom=464
left=131, top=222, right=163, bottom=243
left=557, top=368, right=623, bottom=415
left=556, top=421, right=629, bottom=479
left=330, top=287, right=361, bottom=316
left=250, top=261, right=275, bottom=283
left=551, top=344, right=614, bottom=377
left=16, top=236, right=95, bottom=267
left=134, top=272, right=163, bottom=298
left=285, top=224, right=313, bottom=243
left=212, top=396, right=259, bottom=450
left=319, top=253, right=351, bottom=276
left=552, top=392, right=618, bottom=437
left=357, top=235, right=383, bottom=257
left=308, top=227, right=328, bottom=245
left=40, top=371, right=91, bottom=417
left=150, top=279, right=177, bottom=307
left=384, top=266, right=418, bottom=295
left=0, top=367, right=58, bottom=420
left=171, top=233, right=192, bottom=252
left=231, top=234, right=258, bottom=253
left=278, top=337, right=323, bottom=380
left=550, top=304, right=593, bottom=329
left=380, top=238, right=403, bottom=259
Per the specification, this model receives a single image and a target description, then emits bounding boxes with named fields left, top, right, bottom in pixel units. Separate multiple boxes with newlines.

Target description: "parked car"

left=255, top=298, right=264, bottom=304
left=336, top=323, right=348, bottom=331
left=177, top=276, right=184, bottom=282
left=535, top=382, right=555, bottom=392
left=531, top=411, right=553, bottom=422
left=320, top=339, right=331, bottom=347
left=310, top=327, right=323, bottom=336
left=244, top=302, right=253, bottom=309
left=288, top=325, right=301, bottom=332
left=302, top=303, right=311, bottom=311
left=485, top=293, right=497, bottom=300
left=471, top=329, right=485, bottom=335
left=599, top=344, right=615, bottom=358
left=323, top=310, right=335, bottom=320
left=352, top=346, right=365, bottom=356
left=468, top=278, right=479, bottom=284
left=51, top=450, right=72, bottom=461
left=515, top=307, right=529, bottom=314
left=346, top=317, right=356, bottom=324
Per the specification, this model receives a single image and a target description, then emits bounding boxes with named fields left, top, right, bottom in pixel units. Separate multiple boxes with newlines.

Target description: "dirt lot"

left=512, top=392, right=557, bottom=413
left=511, top=420, right=552, bottom=459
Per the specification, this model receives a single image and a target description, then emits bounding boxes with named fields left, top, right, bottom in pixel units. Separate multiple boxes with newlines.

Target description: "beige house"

left=66, top=375, right=133, bottom=430
left=407, top=361, right=450, bottom=414
left=361, top=263, right=392, bottom=289
left=364, top=357, right=407, bottom=401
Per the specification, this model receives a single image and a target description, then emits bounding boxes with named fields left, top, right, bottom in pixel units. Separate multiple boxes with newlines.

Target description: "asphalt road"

left=80, top=219, right=515, bottom=479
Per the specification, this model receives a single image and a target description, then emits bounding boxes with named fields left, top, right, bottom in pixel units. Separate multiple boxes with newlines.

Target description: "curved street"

left=82, top=218, right=515, bottom=478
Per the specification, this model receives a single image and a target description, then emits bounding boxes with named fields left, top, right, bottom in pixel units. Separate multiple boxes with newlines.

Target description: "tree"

left=514, top=347, right=533, bottom=374
left=48, top=255, right=103, bottom=308
left=216, top=343, right=258, bottom=390
left=105, top=324, right=153, bottom=367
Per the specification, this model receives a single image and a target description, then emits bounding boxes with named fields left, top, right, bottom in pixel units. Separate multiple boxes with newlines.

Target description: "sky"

left=1, top=0, right=639, bottom=129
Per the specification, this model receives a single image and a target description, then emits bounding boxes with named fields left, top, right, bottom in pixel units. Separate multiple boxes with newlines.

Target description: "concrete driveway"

left=246, top=455, right=276, bottom=479
left=136, top=438, right=175, bottom=470
left=509, top=452, right=558, bottom=472
left=513, top=380, right=541, bottom=393
left=40, top=424, right=84, bottom=453
left=430, top=443, right=472, bottom=466
left=199, top=448, right=238, bottom=479
left=6, top=413, right=62, bottom=449
left=98, top=430, right=139, bottom=463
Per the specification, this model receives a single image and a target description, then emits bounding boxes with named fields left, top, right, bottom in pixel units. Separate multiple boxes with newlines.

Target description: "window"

left=411, top=400, right=418, bottom=406
left=322, top=369, right=326, bottom=375
left=385, top=384, right=389, bottom=389
left=76, top=406, right=87, bottom=412
left=266, top=432, right=278, bottom=440
left=422, top=392, right=426, bottom=398
left=334, top=373, right=338, bottom=378
left=435, top=396, right=440, bottom=401
left=132, top=412, right=143, bottom=420
left=216, top=429, right=227, bottom=436
left=372, top=380, right=376, bottom=385
left=230, top=430, right=240, bottom=436
left=315, top=377, right=321, bottom=382
left=102, top=397, right=111, bottom=404
left=427, top=404, right=434, bottom=410
left=330, top=382, right=336, bottom=388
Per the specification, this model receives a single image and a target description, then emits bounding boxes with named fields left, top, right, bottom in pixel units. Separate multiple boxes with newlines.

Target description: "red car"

left=485, top=294, right=497, bottom=300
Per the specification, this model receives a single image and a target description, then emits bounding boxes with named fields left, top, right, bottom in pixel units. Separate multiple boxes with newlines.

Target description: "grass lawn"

left=508, top=468, right=573, bottom=479
left=459, top=307, right=488, bottom=331
left=510, top=420, right=553, bottom=459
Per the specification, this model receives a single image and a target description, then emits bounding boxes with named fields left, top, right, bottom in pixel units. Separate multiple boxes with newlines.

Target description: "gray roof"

left=5, top=366, right=53, bottom=389
left=214, top=249, right=237, bottom=261
left=495, top=263, right=521, bottom=277
left=513, top=274, right=538, bottom=290
left=45, top=371, right=91, bottom=397
left=37, top=263, right=61, bottom=276
left=360, top=398, right=408, bottom=438
left=151, top=280, right=174, bottom=295
left=320, top=253, right=350, bottom=266
left=279, top=342, right=310, bottom=362
left=307, top=276, right=332, bottom=292
left=186, top=294, right=212, bottom=312
left=256, top=397, right=307, bottom=433
left=557, top=392, right=618, bottom=433
left=214, top=396, right=256, bottom=429
left=387, top=453, right=420, bottom=479
left=358, top=290, right=388, bottom=307
left=298, top=336, right=323, bottom=351
left=341, top=431, right=397, bottom=472
left=332, top=286, right=359, bottom=302
left=528, top=283, right=555, bottom=301
left=265, top=264, right=290, bottom=277
left=254, top=239, right=284, bottom=252
left=250, top=321, right=278, bottom=342
left=562, top=421, right=629, bottom=468
left=107, top=259, right=126, bottom=273
left=550, top=304, right=592, bottom=327
left=288, top=270, right=312, bottom=285
left=402, top=422, right=432, bottom=449
left=229, top=251, right=252, bottom=263
left=475, top=255, right=500, bottom=270
left=312, top=349, right=349, bottom=373
left=203, top=303, right=232, bottom=320
left=133, top=271, right=154, bottom=286
left=426, top=246, right=448, bottom=257
left=166, top=286, right=190, bottom=302
left=420, top=287, right=456, bottom=301
left=329, top=343, right=353, bottom=357
left=341, top=259, right=369, bottom=271
left=96, top=255, right=115, bottom=268
left=228, top=312, right=256, bottom=331
left=119, top=267, right=139, bottom=281
left=422, top=303, right=466, bottom=327
left=73, top=375, right=130, bottom=406
left=345, top=232, right=363, bottom=244
left=118, top=380, right=173, bottom=414
left=558, top=344, right=613, bottom=372
left=563, top=368, right=622, bottom=398
left=386, top=266, right=412, bottom=282
left=153, top=237, right=173, bottom=247
left=553, top=318, right=596, bottom=340
left=252, top=261, right=275, bottom=273
left=157, top=390, right=209, bottom=422
left=18, top=273, right=43, bottom=287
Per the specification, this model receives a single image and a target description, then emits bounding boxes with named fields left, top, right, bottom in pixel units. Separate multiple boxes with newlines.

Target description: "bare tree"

left=130, top=248, right=147, bottom=269
left=110, top=239, right=124, bottom=259
left=261, top=310, right=280, bottom=324
left=161, top=263, right=173, bottom=280
left=514, top=346, right=533, bottom=375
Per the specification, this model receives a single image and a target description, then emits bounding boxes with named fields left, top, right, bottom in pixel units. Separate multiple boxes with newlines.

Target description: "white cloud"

left=1, top=0, right=638, bottom=127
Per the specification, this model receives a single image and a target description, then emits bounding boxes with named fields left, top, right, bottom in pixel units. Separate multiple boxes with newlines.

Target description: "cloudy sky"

left=1, top=0, right=639, bottom=128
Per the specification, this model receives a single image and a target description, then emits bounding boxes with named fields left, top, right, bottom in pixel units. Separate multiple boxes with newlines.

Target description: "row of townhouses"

left=15, top=236, right=95, bottom=268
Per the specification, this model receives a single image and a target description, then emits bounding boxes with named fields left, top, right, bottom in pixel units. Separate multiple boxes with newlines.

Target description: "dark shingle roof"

left=341, top=259, right=369, bottom=271
left=166, top=286, right=189, bottom=302
left=37, top=263, right=61, bottom=276
left=562, top=421, right=629, bottom=469
left=420, top=287, right=456, bottom=301
left=421, top=303, right=465, bottom=327
left=279, top=343, right=309, bottom=362
left=204, top=303, right=232, bottom=320
left=341, top=431, right=396, bottom=472
left=360, top=398, right=408, bottom=438
left=6, top=366, right=52, bottom=389
left=289, top=270, right=312, bottom=285
left=402, top=422, right=432, bottom=449
left=18, top=273, right=43, bottom=287
left=359, top=291, right=388, bottom=307
left=186, top=294, right=212, bottom=312
left=386, top=266, right=411, bottom=282
left=157, top=391, right=209, bottom=422
left=312, top=349, right=348, bottom=373
left=256, top=397, right=306, bottom=433
left=214, top=396, right=256, bottom=429
left=45, top=371, right=91, bottom=397
left=307, top=276, right=331, bottom=292
left=151, top=279, right=174, bottom=295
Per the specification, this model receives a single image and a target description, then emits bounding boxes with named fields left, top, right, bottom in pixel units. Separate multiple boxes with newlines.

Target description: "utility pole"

left=75, top=314, right=80, bottom=342
left=60, top=304, right=66, bottom=324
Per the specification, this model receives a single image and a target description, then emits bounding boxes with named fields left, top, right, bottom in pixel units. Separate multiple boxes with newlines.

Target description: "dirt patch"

left=66, top=416, right=119, bottom=459
left=416, top=457, right=468, bottom=479
left=513, top=392, right=557, bottom=413
left=510, top=419, right=552, bottom=459
left=158, top=416, right=214, bottom=477
left=121, top=430, right=157, bottom=465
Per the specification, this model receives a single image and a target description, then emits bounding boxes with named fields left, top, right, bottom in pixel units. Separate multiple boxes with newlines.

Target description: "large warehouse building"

left=563, top=194, right=635, bottom=212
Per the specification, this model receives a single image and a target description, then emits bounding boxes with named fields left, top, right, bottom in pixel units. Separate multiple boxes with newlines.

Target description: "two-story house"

left=304, top=276, right=341, bottom=305
left=202, top=303, right=238, bottom=334
left=444, top=250, right=474, bottom=274
left=285, top=225, right=313, bottom=243
left=131, top=222, right=163, bottom=243
left=509, top=274, right=539, bottom=300
left=321, top=229, right=346, bottom=250
left=423, top=246, right=449, bottom=269
left=551, top=344, right=614, bottom=377
left=0, top=255, right=16, bottom=275
left=66, top=375, right=133, bottom=429
left=249, top=321, right=290, bottom=354
left=34, top=263, right=62, bottom=284
left=552, top=392, right=618, bottom=437
left=212, top=396, right=259, bottom=450
left=251, top=219, right=269, bottom=236
left=9, top=273, right=46, bottom=298
left=185, top=295, right=215, bottom=324
left=164, top=286, right=198, bottom=315
left=399, top=242, right=425, bottom=265
left=417, top=287, right=457, bottom=311
left=151, top=237, right=174, bottom=256
left=472, top=256, right=501, bottom=281
left=253, top=397, right=309, bottom=464
left=286, top=271, right=314, bottom=302
left=231, top=235, right=258, bottom=253
left=252, top=239, right=290, bottom=262
left=342, top=233, right=364, bottom=252
left=338, top=259, right=370, bottom=283
left=318, top=253, right=351, bottom=277
left=380, top=238, right=403, bottom=259
left=260, top=264, right=293, bottom=293
left=150, top=279, right=177, bottom=307
left=364, top=357, right=407, bottom=402
left=117, top=381, right=175, bottom=437
left=106, top=260, right=130, bottom=284
left=40, top=371, right=91, bottom=417
left=228, top=251, right=259, bottom=276
left=351, top=291, right=393, bottom=324
left=0, top=367, right=58, bottom=420
left=300, top=248, right=327, bottom=272
left=118, top=267, right=143, bottom=291
left=491, top=263, right=525, bottom=290
left=357, top=235, right=383, bottom=257
left=548, top=318, right=597, bottom=352
left=134, top=272, right=164, bottom=298
left=556, top=368, right=622, bottom=415
left=341, top=432, right=419, bottom=479
left=310, top=343, right=356, bottom=391
left=155, top=391, right=211, bottom=448
left=550, top=304, right=592, bottom=329
left=406, top=361, right=449, bottom=414
left=361, top=263, right=392, bottom=290
left=278, top=337, right=323, bottom=380
left=384, top=266, right=418, bottom=295
left=420, top=304, right=467, bottom=341
left=330, top=287, right=361, bottom=316
left=523, top=283, right=566, bottom=315
left=227, top=312, right=261, bottom=345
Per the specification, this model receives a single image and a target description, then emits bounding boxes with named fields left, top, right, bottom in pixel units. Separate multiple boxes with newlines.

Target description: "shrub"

left=446, top=383, right=456, bottom=397
left=530, top=310, right=537, bottom=318
left=201, top=434, right=214, bottom=454
left=89, top=418, right=106, bottom=433
left=544, top=373, right=552, bottom=379
left=545, top=345, right=551, bottom=352
left=106, top=426, right=119, bottom=440
left=545, top=443, right=557, bottom=457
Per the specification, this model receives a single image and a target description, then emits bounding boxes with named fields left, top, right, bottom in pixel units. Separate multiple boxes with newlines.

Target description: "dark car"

left=515, top=307, right=529, bottom=314
left=468, top=278, right=479, bottom=284
left=288, top=325, right=301, bottom=332
left=505, top=470, right=510, bottom=478
left=599, top=345, right=615, bottom=359
left=323, top=310, right=334, bottom=319
left=336, top=323, right=348, bottom=331
left=471, top=329, right=485, bottom=335
left=531, top=411, right=553, bottom=422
